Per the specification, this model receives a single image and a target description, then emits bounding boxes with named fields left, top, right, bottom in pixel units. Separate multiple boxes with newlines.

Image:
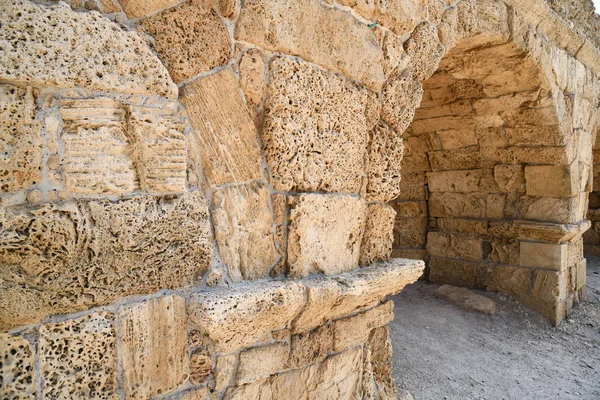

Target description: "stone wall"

left=1, top=0, right=599, bottom=398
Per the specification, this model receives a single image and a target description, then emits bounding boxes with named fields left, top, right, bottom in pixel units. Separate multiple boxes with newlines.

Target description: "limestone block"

left=376, top=28, right=410, bottom=77
left=188, top=280, right=306, bottom=352
left=494, top=165, right=525, bottom=192
left=489, top=238, right=520, bottom=265
left=0, top=84, right=42, bottom=192
left=128, top=109, right=187, bottom=194
left=39, top=312, right=117, bottom=399
left=427, top=231, right=483, bottom=260
left=486, top=266, right=530, bottom=299
left=576, top=259, right=586, bottom=290
left=429, top=257, right=487, bottom=288
left=165, top=387, right=209, bottom=400
left=519, top=242, right=568, bottom=271
left=225, top=378, right=273, bottom=400
left=180, top=69, right=262, bottom=186
left=438, top=218, right=488, bottom=235
left=525, top=165, right=578, bottom=197
left=428, top=147, right=481, bottom=171
left=0, top=192, right=212, bottom=330
left=366, top=122, right=404, bottom=202
left=237, top=342, right=290, bottom=385
left=211, top=182, right=277, bottom=281
left=428, top=170, right=483, bottom=192
left=214, top=354, right=237, bottom=392
left=391, top=201, right=428, bottom=218
left=429, top=192, right=486, bottom=218
left=287, top=194, right=366, bottom=277
left=0, top=0, right=176, bottom=98
left=528, top=269, right=568, bottom=319
left=486, top=193, right=505, bottom=219
left=286, top=324, right=333, bottom=370
left=520, top=196, right=577, bottom=224
left=381, top=72, right=424, bottom=135
left=404, top=22, right=445, bottom=81
left=119, top=0, right=179, bottom=18
left=141, top=0, right=231, bottom=83
left=0, top=334, right=36, bottom=399
left=236, top=0, right=385, bottom=90
left=333, top=301, right=394, bottom=351
left=239, top=49, right=267, bottom=126
left=308, top=347, right=363, bottom=399
left=401, top=136, right=430, bottom=173
left=436, top=129, right=478, bottom=150
left=514, top=220, right=590, bottom=244
left=290, top=278, right=342, bottom=334
left=337, top=0, right=427, bottom=35
left=360, top=204, right=396, bottom=266
left=118, top=295, right=188, bottom=400
left=393, top=217, right=427, bottom=247
left=262, top=57, right=376, bottom=193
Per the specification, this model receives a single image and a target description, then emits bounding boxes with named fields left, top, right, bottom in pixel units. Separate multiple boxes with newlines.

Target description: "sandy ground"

left=390, top=255, right=600, bottom=400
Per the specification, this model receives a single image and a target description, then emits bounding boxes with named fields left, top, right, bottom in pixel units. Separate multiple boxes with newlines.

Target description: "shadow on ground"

left=390, top=256, right=600, bottom=400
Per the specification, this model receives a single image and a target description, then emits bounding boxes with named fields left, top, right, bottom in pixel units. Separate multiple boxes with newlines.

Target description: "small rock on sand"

left=435, top=285, right=497, bottom=315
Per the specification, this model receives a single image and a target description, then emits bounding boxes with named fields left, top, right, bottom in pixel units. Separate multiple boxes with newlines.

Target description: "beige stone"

left=0, top=84, right=42, bottom=192
left=337, top=0, right=427, bottom=35
left=394, top=217, right=428, bottom=248
left=525, top=164, right=578, bottom=197
left=236, top=0, right=385, bottom=90
left=429, top=192, right=486, bottom=218
left=381, top=72, right=424, bottom=135
left=428, top=170, right=483, bottom=192
left=190, top=346, right=212, bottom=385
left=118, top=295, right=188, bottom=400
left=39, top=312, right=117, bottom=399
left=333, top=301, right=394, bottom=351
left=262, top=57, right=376, bottom=193
left=360, top=204, right=397, bottom=266
left=0, top=0, right=176, bottom=97
left=437, top=129, right=478, bottom=150
left=188, top=280, right=306, bottom=352
left=427, top=231, right=483, bottom=260
left=286, top=324, right=333, bottom=370
left=211, top=182, right=277, bottom=281
left=287, top=194, right=366, bottom=277
left=0, top=334, right=36, bottom=399
left=141, top=0, right=231, bottom=83
left=119, top=0, right=179, bottom=18
left=214, top=354, right=237, bottom=392
left=180, top=69, right=263, bottom=186
left=165, top=387, right=210, bottom=400
left=237, top=342, right=290, bottom=385
left=519, top=242, right=568, bottom=271
left=494, top=165, right=525, bottom=192
left=515, top=220, right=590, bottom=244
left=435, top=285, right=497, bottom=314
left=429, top=256, right=487, bottom=289
left=404, top=22, right=445, bottom=81
left=367, top=326, right=396, bottom=399
left=366, top=122, right=404, bottom=202
left=239, top=49, right=267, bottom=126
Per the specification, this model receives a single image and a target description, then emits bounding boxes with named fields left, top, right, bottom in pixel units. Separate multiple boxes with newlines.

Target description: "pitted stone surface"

left=236, top=0, right=385, bottom=90
left=0, top=192, right=212, bottom=330
left=141, top=0, right=231, bottom=83
left=0, top=334, right=36, bottom=399
left=0, top=84, right=42, bottom=192
left=262, top=57, right=377, bottom=193
left=337, top=0, right=428, bottom=35
left=404, top=22, right=445, bottom=81
left=119, top=0, right=179, bottom=18
left=0, top=0, right=177, bottom=97
left=287, top=194, right=367, bottom=278
left=189, top=280, right=306, bottom=352
left=366, top=122, right=404, bottom=202
left=381, top=72, right=424, bottom=135
left=180, top=68, right=263, bottom=186
left=39, top=312, right=117, bottom=399
left=360, top=203, right=397, bottom=266
left=211, top=182, right=277, bottom=281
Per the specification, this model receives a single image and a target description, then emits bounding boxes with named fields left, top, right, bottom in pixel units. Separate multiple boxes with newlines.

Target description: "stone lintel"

left=514, top=220, right=591, bottom=244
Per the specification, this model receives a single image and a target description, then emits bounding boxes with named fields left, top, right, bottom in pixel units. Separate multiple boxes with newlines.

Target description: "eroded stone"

left=0, top=334, right=36, bottom=399
left=360, top=203, right=396, bottom=266
left=237, top=342, right=290, bottom=385
left=366, top=122, right=404, bottom=202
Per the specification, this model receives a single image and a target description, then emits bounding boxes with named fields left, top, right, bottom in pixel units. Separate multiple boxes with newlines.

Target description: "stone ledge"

left=515, top=220, right=591, bottom=243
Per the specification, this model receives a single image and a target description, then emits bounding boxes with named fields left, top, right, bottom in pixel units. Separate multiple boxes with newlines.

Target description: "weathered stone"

left=141, top=0, right=231, bottom=83
left=239, top=49, right=267, bottom=126
left=428, top=169, right=483, bottom=192
left=435, top=284, right=497, bottom=314
left=437, top=129, right=478, bottom=150
left=394, top=217, right=428, bottom=248
left=39, top=312, right=117, bottom=399
left=519, top=242, right=568, bottom=270
left=489, top=238, right=520, bottom=265
left=515, top=220, right=590, bottom=244
left=119, top=0, right=179, bottom=18
left=214, top=354, right=237, bottom=392
left=237, top=342, right=289, bottom=385
left=165, top=387, right=210, bottom=400
left=367, top=326, right=396, bottom=399
left=429, top=257, right=487, bottom=289
left=188, top=280, right=306, bottom=352
left=286, top=324, right=333, bottom=370
left=486, top=265, right=530, bottom=299
left=525, top=164, right=578, bottom=197
left=404, top=22, right=445, bottom=81
left=118, top=295, right=188, bottom=399
left=0, top=84, right=42, bottom=192
left=190, top=346, right=212, bottom=385
left=494, top=165, right=525, bottom=192
left=262, top=57, right=376, bottom=193
left=180, top=68, right=262, bottom=186
left=429, top=192, right=486, bottom=218
left=211, top=182, right=277, bottom=281
left=333, top=301, right=394, bottom=351
left=0, top=0, right=176, bottom=97
left=381, top=72, right=424, bottom=135
left=366, top=122, right=404, bottom=202
left=360, top=203, right=396, bottom=266
left=287, top=194, right=366, bottom=277
left=0, top=334, right=36, bottom=399
left=236, top=0, right=385, bottom=90
left=427, top=231, right=483, bottom=260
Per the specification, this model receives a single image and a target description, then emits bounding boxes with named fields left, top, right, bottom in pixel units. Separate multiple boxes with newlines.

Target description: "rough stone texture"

left=237, top=342, right=289, bottom=385
left=211, top=182, right=277, bottom=281
left=381, top=72, right=424, bottom=135
left=39, top=312, right=117, bottom=399
left=238, top=49, right=267, bottom=126
left=0, top=0, right=177, bottom=97
left=547, top=0, right=600, bottom=49
left=366, top=122, right=404, bottom=202
left=0, top=84, right=42, bottom=192
left=287, top=194, right=366, bottom=278
left=214, top=354, right=237, bottom=392
left=189, top=280, right=306, bottom=352
left=435, top=284, right=497, bottom=314
left=333, top=301, right=394, bottom=351
left=0, top=334, right=36, bottom=399
left=119, top=0, right=179, bottom=19
left=262, top=57, right=378, bottom=193
left=118, top=295, right=188, bottom=400
left=367, top=326, right=396, bottom=399
left=180, top=68, right=262, bottom=186
left=360, top=203, right=396, bottom=266
left=0, top=192, right=212, bottom=330
left=286, top=325, right=333, bottom=370
left=141, top=0, right=232, bottom=83
left=236, top=0, right=385, bottom=90
left=337, top=0, right=427, bottom=35
left=404, top=22, right=445, bottom=81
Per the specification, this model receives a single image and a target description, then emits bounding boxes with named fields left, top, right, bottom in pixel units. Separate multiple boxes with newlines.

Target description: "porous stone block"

left=333, top=301, right=394, bottom=351
left=0, top=84, right=42, bottom=192
left=428, top=170, right=483, bottom=192
left=427, top=231, right=483, bottom=260
left=520, top=196, right=577, bottom=224
left=214, top=354, right=237, bottom=392
left=429, top=257, right=487, bottom=289
left=0, top=0, right=176, bottom=97
left=486, top=266, right=530, bottom=299
left=381, top=72, right=424, bottom=135
left=287, top=194, right=366, bottom=277
left=262, top=57, right=376, bottom=193
left=494, top=164, right=525, bottom=192
left=188, top=281, right=306, bottom=352
left=525, top=164, right=578, bottom=197
left=514, top=220, right=590, bottom=244
left=0, top=334, right=36, bottom=399
left=393, top=217, right=427, bottom=248
left=360, top=203, right=396, bottom=266
left=404, top=22, right=445, bottom=81
left=211, top=182, right=277, bottom=281
left=165, top=387, right=209, bottom=400
left=337, top=0, right=427, bottom=35
left=519, top=242, right=568, bottom=271
left=39, top=312, right=117, bottom=399
left=180, top=68, right=262, bottom=186
left=236, top=0, right=385, bottom=90
left=435, top=285, right=497, bottom=314
left=141, top=0, right=231, bottom=83
left=429, top=192, right=486, bottom=218
left=366, top=122, right=404, bottom=202
left=0, top=192, right=212, bottom=330
left=239, top=49, right=267, bottom=125
left=118, top=295, right=188, bottom=400
left=437, top=129, right=478, bottom=150
left=119, top=0, right=179, bottom=18
left=286, top=324, right=333, bottom=370
left=190, top=345, right=212, bottom=385
left=237, top=342, right=290, bottom=385
left=366, top=326, right=396, bottom=399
